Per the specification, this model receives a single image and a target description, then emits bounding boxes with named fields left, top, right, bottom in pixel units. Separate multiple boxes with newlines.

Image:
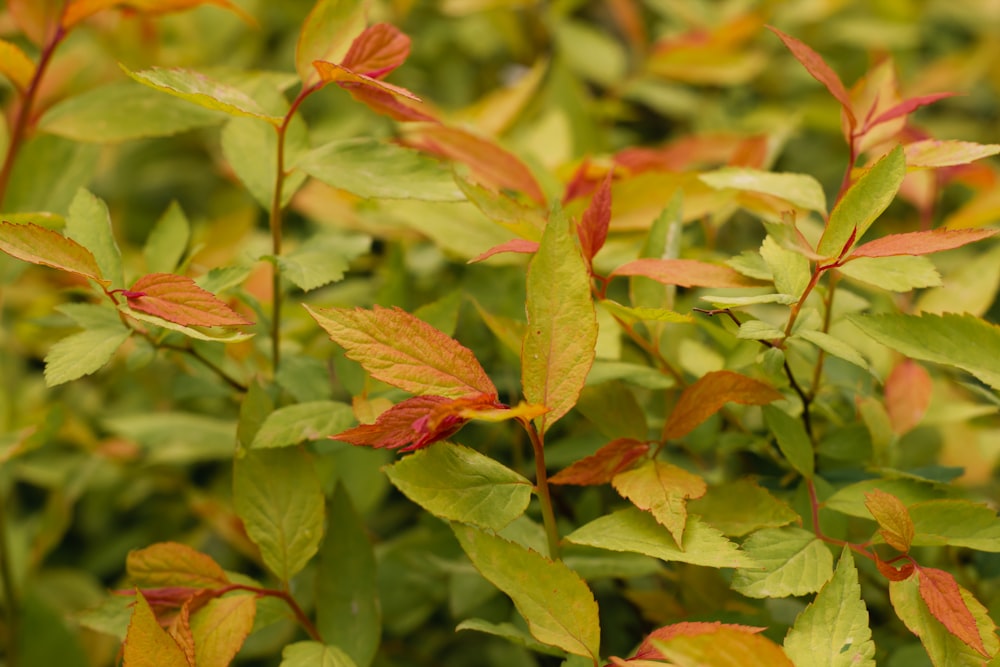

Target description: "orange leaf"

left=610, top=258, right=759, bottom=288
left=864, top=489, right=915, bottom=552
left=612, top=460, right=706, bottom=546
left=190, top=595, right=257, bottom=667
left=577, top=172, right=613, bottom=264
left=123, top=590, right=191, bottom=667
left=849, top=229, right=997, bottom=259
left=63, top=0, right=254, bottom=29
left=0, top=221, right=108, bottom=286
left=917, top=566, right=990, bottom=656
left=663, top=371, right=782, bottom=440
left=549, top=438, right=650, bottom=486
left=767, top=26, right=855, bottom=128
left=468, top=239, right=539, bottom=264
left=403, top=124, right=547, bottom=205
left=313, top=60, right=422, bottom=101
left=884, top=359, right=932, bottom=434
left=124, top=273, right=252, bottom=327
left=874, top=553, right=915, bottom=582
left=307, top=304, right=497, bottom=399
left=634, top=622, right=768, bottom=660
left=127, top=542, right=230, bottom=589
left=340, top=23, right=411, bottom=78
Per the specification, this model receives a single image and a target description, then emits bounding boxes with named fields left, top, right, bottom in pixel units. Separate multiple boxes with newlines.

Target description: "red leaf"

left=869, top=92, right=959, bottom=128
left=125, top=273, right=252, bottom=327
left=549, top=438, right=650, bottom=486
left=307, top=304, right=497, bottom=399
left=767, top=26, right=856, bottom=127
left=611, top=258, right=759, bottom=288
left=562, top=158, right=597, bottom=204
left=468, top=239, right=539, bottom=264
left=885, top=359, right=932, bottom=434
left=849, top=229, right=997, bottom=259
left=916, top=566, right=989, bottom=656
left=864, top=489, right=915, bottom=552
left=403, top=124, right=547, bottom=205
left=340, top=23, right=410, bottom=79
left=663, top=371, right=782, bottom=440
left=577, top=172, right=613, bottom=264
left=874, top=553, right=915, bottom=582
left=338, top=81, right=438, bottom=122
left=634, top=622, right=766, bottom=660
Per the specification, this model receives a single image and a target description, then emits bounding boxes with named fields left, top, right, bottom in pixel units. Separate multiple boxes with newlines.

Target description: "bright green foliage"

left=731, top=527, right=834, bottom=598
left=251, top=400, right=355, bottom=449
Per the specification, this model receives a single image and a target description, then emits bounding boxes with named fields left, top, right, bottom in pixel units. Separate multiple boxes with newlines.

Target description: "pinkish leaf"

left=848, top=229, right=997, bottom=259
left=884, top=359, right=932, bottom=435
left=338, top=84, right=438, bottom=123
left=468, top=239, right=539, bottom=264
left=611, top=258, right=759, bottom=288
left=767, top=26, right=855, bottom=127
left=578, top=172, right=613, bottom=264
left=340, top=23, right=410, bottom=79
left=917, top=566, right=989, bottom=656
left=549, top=438, right=650, bottom=486
left=869, top=92, right=959, bottom=128
left=0, top=221, right=108, bottom=286
left=125, top=273, right=252, bottom=327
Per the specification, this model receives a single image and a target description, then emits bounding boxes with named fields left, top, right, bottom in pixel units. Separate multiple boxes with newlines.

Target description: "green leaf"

left=316, top=485, right=380, bottom=667
left=687, top=479, right=799, bottom=537
left=296, top=139, right=465, bottom=201
left=837, top=255, right=941, bottom=292
left=598, top=299, right=693, bottom=324
left=276, top=234, right=370, bottom=292
left=0, top=221, right=106, bottom=286
left=3, top=135, right=100, bottom=215
left=794, top=329, right=870, bottom=370
left=280, top=641, right=359, bottom=667
left=825, top=478, right=949, bottom=518
left=121, top=306, right=255, bottom=343
left=143, top=202, right=190, bottom=274
left=783, top=549, right=876, bottom=667
left=763, top=405, right=815, bottom=479
left=848, top=312, right=1000, bottom=390
left=122, top=65, right=281, bottom=124
left=760, top=235, right=811, bottom=299
left=700, top=168, right=827, bottom=213
left=384, top=442, right=532, bottom=531
left=731, top=527, right=834, bottom=598
left=523, top=209, right=598, bottom=433
left=65, top=188, right=123, bottom=288
left=630, top=194, right=683, bottom=310
left=700, top=293, right=799, bottom=307
left=222, top=115, right=307, bottom=209
left=44, top=323, right=131, bottom=387
left=564, top=507, right=754, bottom=568
left=908, top=500, right=1000, bottom=552
left=122, top=591, right=190, bottom=667
left=817, top=146, right=906, bottom=258
left=455, top=619, right=565, bottom=656
left=452, top=523, right=601, bottom=660
left=295, top=0, right=366, bottom=86
left=233, top=448, right=325, bottom=583
left=104, top=412, right=238, bottom=463
left=737, top=320, right=786, bottom=341
left=575, top=381, right=648, bottom=441
left=39, top=80, right=223, bottom=142
left=251, top=401, right=355, bottom=449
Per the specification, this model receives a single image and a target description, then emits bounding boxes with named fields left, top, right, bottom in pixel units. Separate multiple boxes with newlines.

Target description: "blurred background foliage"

left=1, top=0, right=999, bottom=665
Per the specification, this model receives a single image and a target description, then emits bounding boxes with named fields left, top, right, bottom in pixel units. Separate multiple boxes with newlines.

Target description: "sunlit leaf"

left=648, top=623, right=795, bottom=667
left=0, top=221, right=107, bottom=286
left=699, top=168, right=826, bottom=213
left=837, top=255, right=941, bottom=292
left=908, top=499, right=1000, bottom=552
left=731, top=527, right=833, bottom=598
left=612, top=460, right=706, bottom=546
left=795, top=329, right=869, bottom=371
left=864, top=489, right=914, bottom=552
left=251, top=401, right=355, bottom=449
left=144, top=202, right=191, bottom=275
left=598, top=299, right=693, bottom=324
left=339, top=23, right=410, bottom=78
left=66, top=188, right=124, bottom=288
left=611, top=258, right=759, bottom=288
left=905, top=140, right=1000, bottom=168
left=760, top=235, right=811, bottom=299
left=767, top=26, right=855, bottom=126
left=663, top=371, right=782, bottom=440
left=295, top=0, right=366, bottom=86
left=577, top=172, right=612, bottom=263
left=280, top=642, right=358, bottom=667
left=313, top=60, right=421, bottom=101
left=44, top=323, right=131, bottom=387
left=687, top=480, right=798, bottom=537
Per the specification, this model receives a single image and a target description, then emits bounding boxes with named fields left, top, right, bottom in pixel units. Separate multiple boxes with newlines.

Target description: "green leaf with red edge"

left=848, top=229, right=997, bottom=259
left=468, top=239, right=539, bottom=264
left=62, top=0, right=254, bottom=29
left=402, top=123, right=547, bottom=206
left=523, top=209, right=598, bottom=433
left=0, top=221, right=107, bottom=286
left=864, top=489, right=915, bottom=552
left=916, top=567, right=989, bottom=657
left=610, top=258, right=760, bottom=288
left=890, top=575, right=999, bottom=667
left=125, top=273, right=251, bottom=327
left=612, top=460, right=706, bottom=546
left=190, top=595, right=256, bottom=667
left=905, top=140, right=1000, bottom=168
left=339, top=23, right=410, bottom=78
left=123, top=590, right=191, bottom=667
left=663, top=371, right=782, bottom=440
left=767, top=26, right=855, bottom=127
left=885, top=359, right=932, bottom=435
left=549, top=438, right=650, bottom=486
left=646, top=623, right=795, bottom=667
left=817, top=146, right=906, bottom=258
left=0, top=39, right=34, bottom=92
left=577, top=172, right=613, bottom=264
left=452, top=523, right=601, bottom=659
left=295, top=0, right=366, bottom=86
left=307, top=304, right=497, bottom=399
left=869, top=93, right=959, bottom=128
left=127, top=542, right=230, bottom=589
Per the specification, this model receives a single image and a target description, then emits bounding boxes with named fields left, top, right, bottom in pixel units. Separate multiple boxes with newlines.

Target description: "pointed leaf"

left=847, top=312, right=1000, bottom=390
left=612, top=460, right=706, bottom=545
left=760, top=235, right=811, bottom=299
left=837, top=255, right=941, bottom=292
left=522, top=210, right=598, bottom=433
left=598, top=300, right=693, bottom=324
left=731, top=527, right=834, bottom=598
left=795, top=329, right=870, bottom=371
left=334, top=82, right=436, bottom=122
left=849, top=229, right=996, bottom=259
left=190, top=595, right=256, bottom=667
left=549, top=438, right=650, bottom=486
left=767, top=26, right=855, bottom=126
left=340, top=23, right=410, bottom=78
left=0, top=39, right=35, bottom=92
left=280, top=642, right=359, bottom=667
left=916, top=567, right=989, bottom=656
left=233, top=448, right=325, bottom=583
left=875, top=553, right=915, bottom=582
left=612, top=258, right=759, bottom=288
left=565, top=508, right=754, bottom=568
left=0, top=221, right=107, bottom=286
left=783, top=549, right=876, bottom=667
left=905, top=140, right=1000, bottom=168
left=817, top=146, right=906, bottom=258
left=295, top=0, right=366, bottom=86
left=125, top=273, right=252, bottom=327
left=664, top=371, right=782, bottom=440
left=385, top=442, right=532, bottom=531
left=121, top=307, right=254, bottom=343
left=456, top=619, right=564, bottom=657
left=578, top=172, right=612, bottom=263
left=762, top=405, right=814, bottom=479
left=277, top=234, right=370, bottom=292
left=66, top=188, right=124, bottom=288
left=251, top=401, right=355, bottom=449
left=699, top=168, right=827, bottom=213
left=123, top=591, right=190, bottom=667
left=44, top=322, right=130, bottom=387
left=313, top=60, right=421, bottom=100
left=649, top=624, right=795, bottom=667
left=452, top=524, right=601, bottom=659
left=869, top=93, right=959, bottom=127
left=864, top=489, right=914, bottom=552
left=307, top=304, right=497, bottom=399
left=885, top=359, right=932, bottom=435
left=127, top=542, right=229, bottom=588
left=468, top=239, right=539, bottom=264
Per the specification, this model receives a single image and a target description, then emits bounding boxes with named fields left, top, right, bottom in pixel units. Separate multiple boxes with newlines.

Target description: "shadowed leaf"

left=884, top=360, right=932, bottom=435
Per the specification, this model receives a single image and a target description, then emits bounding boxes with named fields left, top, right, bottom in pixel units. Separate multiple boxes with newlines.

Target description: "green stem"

left=0, top=486, right=19, bottom=667
left=808, top=273, right=839, bottom=398
left=523, top=420, right=561, bottom=560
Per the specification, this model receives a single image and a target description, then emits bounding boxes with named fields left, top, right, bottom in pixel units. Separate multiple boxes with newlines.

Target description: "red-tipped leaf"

left=869, top=92, right=959, bottom=128
left=767, top=26, right=856, bottom=127
left=468, top=239, right=539, bottom=264
left=125, top=273, right=252, bottom=327
left=864, top=489, right=915, bottom=552
left=340, top=23, right=411, bottom=79
left=577, top=172, right=613, bottom=264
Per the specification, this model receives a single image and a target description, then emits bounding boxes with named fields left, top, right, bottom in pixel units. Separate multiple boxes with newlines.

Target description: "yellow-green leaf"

left=190, top=595, right=256, bottom=667
left=0, top=221, right=107, bottom=286
left=122, top=591, right=190, bottom=667
left=0, top=39, right=35, bottom=92
left=612, top=460, right=707, bottom=546
left=295, top=0, right=367, bottom=86
left=127, top=541, right=230, bottom=588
